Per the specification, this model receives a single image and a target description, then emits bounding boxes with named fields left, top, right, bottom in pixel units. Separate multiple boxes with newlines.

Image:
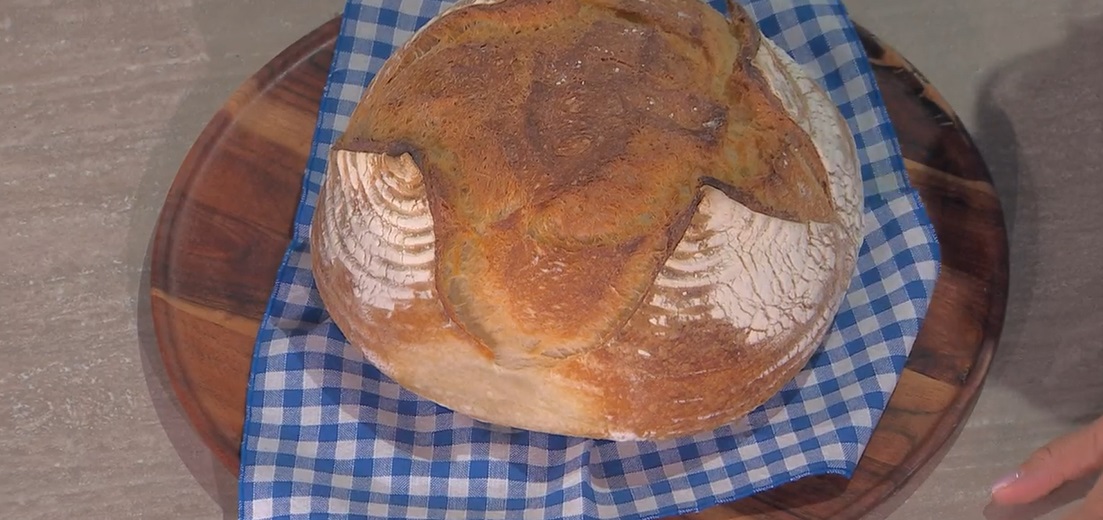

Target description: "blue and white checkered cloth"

left=238, top=0, right=941, bottom=518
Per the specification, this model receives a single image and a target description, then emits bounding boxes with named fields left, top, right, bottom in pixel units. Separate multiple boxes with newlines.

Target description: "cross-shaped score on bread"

left=311, top=0, right=863, bottom=440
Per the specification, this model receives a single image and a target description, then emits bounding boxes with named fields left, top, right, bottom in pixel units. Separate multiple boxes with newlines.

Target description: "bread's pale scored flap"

left=311, top=0, right=863, bottom=440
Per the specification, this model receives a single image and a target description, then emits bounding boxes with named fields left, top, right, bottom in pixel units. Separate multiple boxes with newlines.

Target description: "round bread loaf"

left=310, top=0, right=863, bottom=440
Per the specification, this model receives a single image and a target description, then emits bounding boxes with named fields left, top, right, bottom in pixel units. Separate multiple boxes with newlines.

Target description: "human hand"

left=990, top=415, right=1103, bottom=519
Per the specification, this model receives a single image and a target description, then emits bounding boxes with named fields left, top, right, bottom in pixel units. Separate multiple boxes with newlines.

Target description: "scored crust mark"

left=754, top=35, right=864, bottom=239
left=589, top=186, right=854, bottom=437
left=316, top=149, right=437, bottom=312
left=654, top=187, right=842, bottom=346
left=330, top=0, right=842, bottom=368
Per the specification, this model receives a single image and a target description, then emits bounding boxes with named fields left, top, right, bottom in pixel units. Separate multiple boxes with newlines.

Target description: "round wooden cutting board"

left=149, top=16, right=1009, bottom=520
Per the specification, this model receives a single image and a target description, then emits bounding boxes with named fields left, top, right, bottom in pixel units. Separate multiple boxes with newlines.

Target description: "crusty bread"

left=310, top=0, right=862, bottom=440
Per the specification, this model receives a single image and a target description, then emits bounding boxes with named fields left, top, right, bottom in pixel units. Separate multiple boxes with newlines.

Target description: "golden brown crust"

left=335, top=0, right=835, bottom=366
left=311, top=0, right=862, bottom=439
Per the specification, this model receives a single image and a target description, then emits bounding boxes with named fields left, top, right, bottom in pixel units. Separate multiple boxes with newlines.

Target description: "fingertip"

left=990, top=485, right=1020, bottom=505
left=989, top=470, right=1061, bottom=505
left=989, top=471, right=1022, bottom=503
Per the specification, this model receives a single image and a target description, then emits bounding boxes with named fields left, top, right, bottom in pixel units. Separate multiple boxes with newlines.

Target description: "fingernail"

left=990, top=471, right=1021, bottom=494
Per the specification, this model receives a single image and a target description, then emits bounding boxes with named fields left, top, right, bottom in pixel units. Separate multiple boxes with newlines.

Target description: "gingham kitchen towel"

left=238, top=0, right=941, bottom=518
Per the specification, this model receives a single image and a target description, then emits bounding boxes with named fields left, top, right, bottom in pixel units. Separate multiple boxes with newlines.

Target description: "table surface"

left=1, top=1, right=1100, bottom=519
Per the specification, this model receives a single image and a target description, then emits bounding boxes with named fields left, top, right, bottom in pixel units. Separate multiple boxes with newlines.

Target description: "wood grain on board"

left=148, top=17, right=1008, bottom=520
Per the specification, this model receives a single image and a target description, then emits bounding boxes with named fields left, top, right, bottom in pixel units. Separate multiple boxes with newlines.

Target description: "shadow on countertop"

left=124, top=1, right=342, bottom=518
left=968, top=6, right=1103, bottom=520
left=975, top=6, right=1103, bottom=420
left=828, top=4, right=1103, bottom=520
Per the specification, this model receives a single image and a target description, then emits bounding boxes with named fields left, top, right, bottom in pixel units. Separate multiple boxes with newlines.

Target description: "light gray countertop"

left=1, top=1, right=1100, bottom=518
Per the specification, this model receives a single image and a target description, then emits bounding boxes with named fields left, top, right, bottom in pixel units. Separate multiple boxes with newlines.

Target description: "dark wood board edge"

left=146, top=15, right=1010, bottom=520
left=818, top=27, right=1009, bottom=519
left=149, top=16, right=342, bottom=476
